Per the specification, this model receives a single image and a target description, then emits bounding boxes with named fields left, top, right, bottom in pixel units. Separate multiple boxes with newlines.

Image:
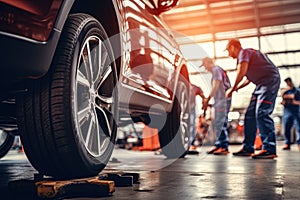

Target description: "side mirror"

left=157, top=0, right=179, bottom=14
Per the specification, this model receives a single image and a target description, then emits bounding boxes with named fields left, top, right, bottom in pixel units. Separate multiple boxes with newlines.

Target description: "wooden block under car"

left=36, top=177, right=115, bottom=199
left=9, top=176, right=115, bottom=199
left=100, top=172, right=140, bottom=187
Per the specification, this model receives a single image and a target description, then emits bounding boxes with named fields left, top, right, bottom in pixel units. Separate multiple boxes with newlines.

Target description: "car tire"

left=158, top=77, right=190, bottom=158
left=0, top=130, right=15, bottom=159
left=17, top=13, right=118, bottom=179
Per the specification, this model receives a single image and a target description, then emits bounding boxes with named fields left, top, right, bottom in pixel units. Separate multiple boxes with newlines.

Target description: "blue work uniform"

left=238, top=48, right=280, bottom=154
left=211, top=65, right=231, bottom=149
left=282, top=87, right=300, bottom=145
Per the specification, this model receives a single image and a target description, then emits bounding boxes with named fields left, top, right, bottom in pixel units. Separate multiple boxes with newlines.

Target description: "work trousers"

left=243, top=80, right=280, bottom=153
left=283, top=108, right=300, bottom=145
left=214, top=98, right=231, bottom=149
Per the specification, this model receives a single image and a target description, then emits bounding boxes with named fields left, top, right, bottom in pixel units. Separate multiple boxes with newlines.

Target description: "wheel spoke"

left=95, top=58, right=112, bottom=93
left=77, top=70, right=90, bottom=88
left=95, top=105, right=112, bottom=136
left=181, top=93, right=187, bottom=111
left=98, top=39, right=102, bottom=73
left=182, top=112, right=189, bottom=120
left=89, top=37, right=102, bottom=85
left=101, top=45, right=109, bottom=69
left=181, top=120, right=188, bottom=134
left=94, top=109, right=101, bottom=155
left=87, top=41, right=96, bottom=86
left=94, top=42, right=110, bottom=87
left=78, top=106, right=91, bottom=125
left=84, top=112, right=94, bottom=148
left=84, top=109, right=99, bottom=152
left=97, top=94, right=113, bottom=105
left=81, top=46, right=92, bottom=84
left=99, top=67, right=112, bottom=87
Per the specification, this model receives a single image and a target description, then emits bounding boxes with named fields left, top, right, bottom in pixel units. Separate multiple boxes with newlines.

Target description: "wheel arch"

left=179, top=64, right=190, bottom=84
left=69, top=0, right=122, bottom=76
left=174, top=64, right=190, bottom=100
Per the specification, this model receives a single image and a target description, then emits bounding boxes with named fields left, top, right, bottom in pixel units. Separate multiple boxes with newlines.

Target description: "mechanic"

left=202, top=57, right=232, bottom=155
left=225, top=38, right=280, bottom=159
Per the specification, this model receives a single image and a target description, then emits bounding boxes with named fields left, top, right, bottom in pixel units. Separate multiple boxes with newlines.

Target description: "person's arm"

left=280, top=89, right=288, bottom=105
left=202, top=80, right=221, bottom=111
left=292, top=90, right=300, bottom=105
left=292, top=100, right=300, bottom=106
left=195, top=87, right=205, bottom=99
left=236, top=79, right=250, bottom=91
left=226, top=61, right=249, bottom=98
left=207, top=79, right=221, bottom=101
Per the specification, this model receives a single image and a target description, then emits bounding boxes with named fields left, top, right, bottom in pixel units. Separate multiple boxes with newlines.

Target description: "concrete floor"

left=0, top=141, right=299, bottom=200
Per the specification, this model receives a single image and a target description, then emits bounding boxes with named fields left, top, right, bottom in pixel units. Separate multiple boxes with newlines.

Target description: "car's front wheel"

left=17, top=14, right=118, bottom=179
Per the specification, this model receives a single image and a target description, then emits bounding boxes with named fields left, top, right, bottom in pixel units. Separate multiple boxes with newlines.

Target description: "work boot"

left=232, top=148, right=254, bottom=156
left=213, top=148, right=229, bottom=155
left=282, top=144, right=290, bottom=150
left=252, top=150, right=277, bottom=159
left=207, top=146, right=219, bottom=154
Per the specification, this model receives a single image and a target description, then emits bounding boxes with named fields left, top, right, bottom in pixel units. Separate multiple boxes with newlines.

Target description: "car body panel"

left=117, top=0, right=186, bottom=115
left=0, top=0, right=187, bottom=125
left=0, top=0, right=74, bottom=88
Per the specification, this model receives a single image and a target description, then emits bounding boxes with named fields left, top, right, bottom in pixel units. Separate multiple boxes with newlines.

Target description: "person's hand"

left=281, top=100, right=286, bottom=105
left=202, top=98, right=209, bottom=111
left=226, top=87, right=234, bottom=98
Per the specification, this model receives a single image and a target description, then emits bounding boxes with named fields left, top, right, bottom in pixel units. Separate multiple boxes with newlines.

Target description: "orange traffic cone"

left=18, top=145, right=24, bottom=153
left=137, top=126, right=160, bottom=151
left=254, top=135, right=262, bottom=150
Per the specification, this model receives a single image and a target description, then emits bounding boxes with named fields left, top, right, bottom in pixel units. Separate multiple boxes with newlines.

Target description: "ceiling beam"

left=162, top=0, right=300, bottom=37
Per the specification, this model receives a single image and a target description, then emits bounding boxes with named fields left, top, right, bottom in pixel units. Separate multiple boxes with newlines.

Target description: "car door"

left=119, top=0, right=178, bottom=108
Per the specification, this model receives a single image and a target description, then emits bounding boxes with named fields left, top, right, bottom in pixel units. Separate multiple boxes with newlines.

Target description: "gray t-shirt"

left=211, top=65, right=231, bottom=100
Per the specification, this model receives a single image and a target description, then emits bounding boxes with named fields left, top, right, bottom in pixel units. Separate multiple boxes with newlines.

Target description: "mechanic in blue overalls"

left=281, top=77, right=300, bottom=151
left=225, top=39, right=280, bottom=159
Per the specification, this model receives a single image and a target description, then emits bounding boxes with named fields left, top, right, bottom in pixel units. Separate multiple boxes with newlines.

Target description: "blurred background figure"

left=281, top=77, right=300, bottom=151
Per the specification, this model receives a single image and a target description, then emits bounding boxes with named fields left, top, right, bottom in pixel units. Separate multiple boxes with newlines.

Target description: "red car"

left=0, top=0, right=190, bottom=179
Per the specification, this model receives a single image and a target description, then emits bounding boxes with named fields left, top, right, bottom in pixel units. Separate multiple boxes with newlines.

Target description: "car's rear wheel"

left=0, top=130, right=15, bottom=159
left=158, top=77, right=190, bottom=158
left=17, top=14, right=118, bottom=179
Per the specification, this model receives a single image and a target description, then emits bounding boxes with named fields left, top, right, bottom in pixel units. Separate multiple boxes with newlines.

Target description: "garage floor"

left=1, top=141, right=299, bottom=200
